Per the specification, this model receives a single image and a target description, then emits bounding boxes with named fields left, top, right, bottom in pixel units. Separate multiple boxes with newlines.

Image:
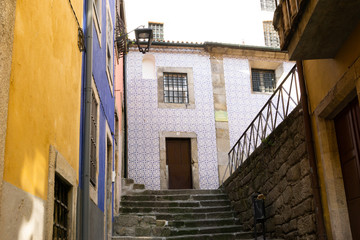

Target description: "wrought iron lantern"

left=134, top=28, right=153, bottom=54
left=114, top=15, right=153, bottom=58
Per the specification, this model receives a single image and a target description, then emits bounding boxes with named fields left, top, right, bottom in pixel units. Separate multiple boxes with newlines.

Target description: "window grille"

left=53, top=175, right=70, bottom=240
left=260, top=0, right=276, bottom=11
left=163, top=73, right=189, bottom=104
left=90, top=91, right=98, bottom=186
left=263, top=21, right=280, bottom=48
left=252, top=69, right=276, bottom=93
left=149, top=22, right=164, bottom=41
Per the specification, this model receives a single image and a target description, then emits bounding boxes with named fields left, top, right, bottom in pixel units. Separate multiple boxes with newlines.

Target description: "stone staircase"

left=112, top=187, right=255, bottom=240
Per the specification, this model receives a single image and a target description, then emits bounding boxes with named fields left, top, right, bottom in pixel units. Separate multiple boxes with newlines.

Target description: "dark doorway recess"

left=166, top=138, right=192, bottom=189
left=335, top=97, right=360, bottom=240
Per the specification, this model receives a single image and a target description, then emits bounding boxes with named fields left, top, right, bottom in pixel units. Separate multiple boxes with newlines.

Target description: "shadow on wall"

left=0, top=180, right=44, bottom=240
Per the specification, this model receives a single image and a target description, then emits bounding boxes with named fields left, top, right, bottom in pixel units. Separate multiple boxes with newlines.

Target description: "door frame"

left=159, top=131, right=200, bottom=190
left=314, top=89, right=358, bottom=239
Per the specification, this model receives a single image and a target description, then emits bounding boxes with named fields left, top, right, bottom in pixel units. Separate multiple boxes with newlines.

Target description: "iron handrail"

left=221, top=65, right=300, bottom=184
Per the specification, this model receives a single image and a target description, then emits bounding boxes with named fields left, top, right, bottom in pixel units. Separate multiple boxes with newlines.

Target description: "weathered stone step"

left=122, top=211, right=235, bottom=221
left=168, top=218, right=240, bottom=228
left=170, top=225, right=245, bottom=236
left=122, top=193, right=228, bottom=202
left=129, top=189, right=224, bottom=195
left=112, top=231, right=255, bottom=240
left=119, top=206, right=233, bottom=214
left=167, top=231, right=253, bottom=239
left=121, top=200, right=231, bottom=208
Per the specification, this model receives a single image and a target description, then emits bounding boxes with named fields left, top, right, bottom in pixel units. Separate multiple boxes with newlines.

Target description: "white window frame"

left=93, top=0, right=102, bottom=46
left=106, top=1, right=114, bottom=95
left=89, top=77, right=100, bottom=204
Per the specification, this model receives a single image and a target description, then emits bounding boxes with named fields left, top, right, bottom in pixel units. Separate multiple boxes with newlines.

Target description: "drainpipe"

left=296, top=61, right=327, bottom=240
left=81, top=0, right=93, bottom=239
left=123, top=54, right=128, bottom=178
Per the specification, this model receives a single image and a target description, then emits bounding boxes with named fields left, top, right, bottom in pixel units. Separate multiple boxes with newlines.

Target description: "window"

left=148, top=22, right=164, bottom=41
left=157, top=67, right=195, bottom=109
left=90, top=90, right=98, bottom=186
left=263, top=21, right=280, bottom=48
left=163, top=73, right=189, bottom=104
left=106, top=4, right=114, bottom=93
left=252, top=69, right=276, bottom=93
left=260, top=0, right=276, bottom=11
left=53, top=174, right=70, bottom=240
left=93, top=0, right=102, bottom=44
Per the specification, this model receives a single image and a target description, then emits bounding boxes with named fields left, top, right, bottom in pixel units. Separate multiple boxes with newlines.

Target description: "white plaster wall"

left=126, top=50, right=219, bottom=189
left=224, top=58, right=295, bottom=147
left=0, top=181, right=45, bottom=240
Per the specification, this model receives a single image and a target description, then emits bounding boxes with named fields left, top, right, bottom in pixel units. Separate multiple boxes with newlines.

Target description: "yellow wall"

left=302, top=22, right=360, bottom=240
left=303, top=22, right=360, bottom=113
left=4, top=0, right=83, bottom=200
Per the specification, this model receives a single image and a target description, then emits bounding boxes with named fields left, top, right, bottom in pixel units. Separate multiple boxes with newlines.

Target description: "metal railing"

left=221, top=65, right=300, bottom=184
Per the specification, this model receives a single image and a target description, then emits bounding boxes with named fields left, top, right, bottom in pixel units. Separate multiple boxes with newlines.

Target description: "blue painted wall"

left=92, top=0, right=115, bottom=214
left=80, top=0, right=115, bottom=229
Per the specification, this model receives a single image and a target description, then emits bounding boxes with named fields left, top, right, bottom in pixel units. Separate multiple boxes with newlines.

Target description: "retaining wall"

left=222, top=106, right=317, bottom=239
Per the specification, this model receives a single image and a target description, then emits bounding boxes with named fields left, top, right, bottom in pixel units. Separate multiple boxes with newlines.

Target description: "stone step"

left=122, top=178, right=135, bottom=186
left=112, top=231, right=255, bottom=240
left=119, top=206, right=233, bottom=214
left=129, top=189, right=224, bottom=196
left=168, top=218, right=241, bottom=228
left=122, top=193, right=228, bottom=202
left=120, top=200, right=231, bottom=208
left=120, top=211, right=235, bottom=221
left=169, top=225, right=245, bottom=236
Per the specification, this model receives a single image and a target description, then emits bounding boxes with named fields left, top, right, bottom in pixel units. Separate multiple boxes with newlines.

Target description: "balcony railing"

left=222, top=65, right=300, bottom=184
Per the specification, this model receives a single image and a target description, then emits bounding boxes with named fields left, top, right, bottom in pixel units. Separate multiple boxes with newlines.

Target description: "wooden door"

left=166, top=138, right=192, bottom=189
left=335, top=97, right=360, bottom=239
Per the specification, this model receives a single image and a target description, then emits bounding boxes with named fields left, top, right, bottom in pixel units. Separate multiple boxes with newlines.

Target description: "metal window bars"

left=163, top=73, right=189, bottom=104
left=221, top=65, right=300, bottom=184
left=53, top=175, right=70, bottom=240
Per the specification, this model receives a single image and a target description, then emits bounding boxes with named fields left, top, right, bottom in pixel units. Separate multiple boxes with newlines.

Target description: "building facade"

left=0, top=0, right=84, bottom=239
left=0, top=0, right=123, bottom=239
left=126, top=42, right=293, bottom=190
left=80, top=0, right=118, bottom=238
left=274, top=1, right=360, bottom=239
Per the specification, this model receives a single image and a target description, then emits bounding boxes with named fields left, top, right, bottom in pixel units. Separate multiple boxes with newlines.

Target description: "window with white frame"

left=90, top=89, right=99, bottom=186
left=252, top=69, right=276, bottom=93
left=93, top=0, right=102, bottom=39
left=106, top=4, right=114, bottom=92
left=263, top=21, right=280, bottom=48
left=148, top=22, right=164, bottom=41
left=260, top=0, right=276, bottom=11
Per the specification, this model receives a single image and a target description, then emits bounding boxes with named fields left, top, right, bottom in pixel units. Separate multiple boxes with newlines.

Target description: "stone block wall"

left=222, top=106, right=317, bottom=239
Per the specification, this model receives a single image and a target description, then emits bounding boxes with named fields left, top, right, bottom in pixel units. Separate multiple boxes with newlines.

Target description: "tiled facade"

left=224, top=58, right=294, bottom=146
left=126, top=47, right=293, bottom=190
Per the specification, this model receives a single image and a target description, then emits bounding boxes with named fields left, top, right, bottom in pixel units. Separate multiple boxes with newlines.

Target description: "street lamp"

left=135, top=27, right=153, bottom=54
left=115, top=15, right=153, bottom=58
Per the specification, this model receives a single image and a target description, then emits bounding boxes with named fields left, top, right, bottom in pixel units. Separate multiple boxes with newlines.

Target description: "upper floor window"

left=163, top=73, right=189, bottom=104
left=252, top=69, right=276, bottom=93
left=157, top=67, right=195, bottom=109
left=263, top=21, right=280, bottom=48
left=106, top=3, right=114, bottom=93
left=149, top=22, right=164, bottom=41
left=93, top=0, right=102, bottom=45
left=260, top=0, right=276, bottom=11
